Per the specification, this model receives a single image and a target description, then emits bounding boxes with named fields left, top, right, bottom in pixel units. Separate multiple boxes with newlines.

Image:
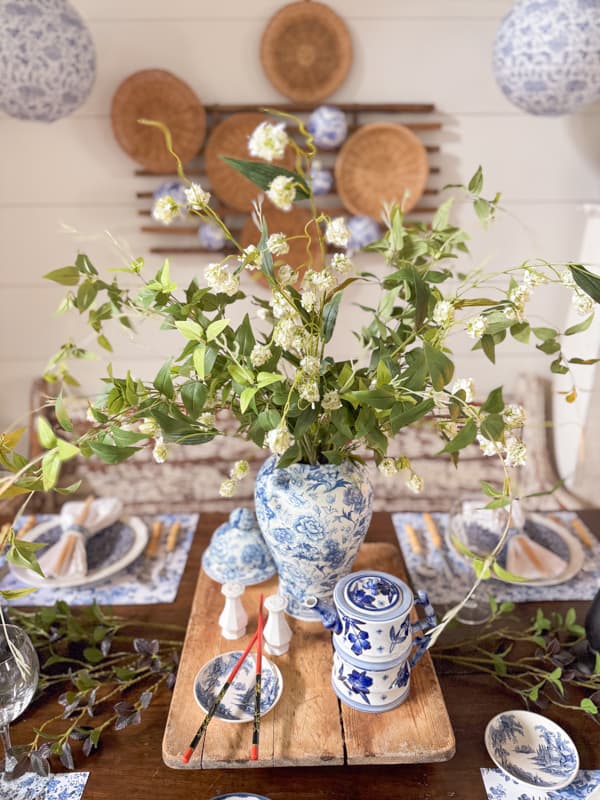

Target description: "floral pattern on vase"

left=254, top=456, right=373, bottom=620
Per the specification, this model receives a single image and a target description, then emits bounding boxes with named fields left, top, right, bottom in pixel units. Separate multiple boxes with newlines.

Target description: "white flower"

left=322, top=390, right=342, bottom=411
left=270, top=291, right=289, bottom=319
left=307, top=269, right=336, bottom=293
left=325, top=217, right=350, bottom=248
left=503, top=403, right=526, bottom=428
left=152, top=437, right=168, bottom=464
left=219, top=479, right=237, bottom=498
left=300, top=355, right=320, bottom=375
left=301, top=288, right=317, bottom=312
left=522, top=268, right=547, bottom=287
left=560, top=268, right=576, bottom=288
left=230, top=460, right=249, bottom=480
left=266, top=175, right=295, bottom=212
left=477, top=434, right=500, bottom=457
left=426, top=388, right=448, bottom=409
left=439, top=420, right=459, bottom=439
left=465, top=315, right=488, bottom=339
left=330, top=253, right=353, bottom=274
left=572, top=291, right=594, bottom=316
left=509, top=283, right=530, bottom=312
left=184, top=182, right=211, bottom=209
left=198, top=412, right=216, bottom=428
left=152, top=196, right=179, bottom=225
left=250, top=344, right=271, bottom=367
left=139, top=417, right=159, bottom=436
left=204, top=262, right=239, bottom=296
left=266, top=425, right=293, bottom=455
left=267, top=232, right=289, bottom=256
left=378, top=458, right=398, bottom=477
left=432, top=300, right=454, bottom=326
left=406, top=472, right=424, bottom=493
left=239, top=245, right=262, bottom=271
left=451, top=378, right=475, bottom=403
left=277, top=264, right=296, bottom=286
left=273, top=317, right=304, bottom=350
left=299, top=379, right=320, bottom=403
left=248, top=121, right=289, bottom=162
left=505, top=436, right=527, bottom=467
left=504, top=307, right=517, bottom=321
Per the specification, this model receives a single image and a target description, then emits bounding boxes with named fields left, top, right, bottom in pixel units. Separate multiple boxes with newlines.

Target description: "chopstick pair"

left=181, top=594, right=265, bottom=765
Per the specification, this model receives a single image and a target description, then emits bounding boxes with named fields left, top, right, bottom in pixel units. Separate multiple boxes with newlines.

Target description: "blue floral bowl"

left=201, top=507, right=277, bottom=586
left=485, top=710, right=579, bottom=790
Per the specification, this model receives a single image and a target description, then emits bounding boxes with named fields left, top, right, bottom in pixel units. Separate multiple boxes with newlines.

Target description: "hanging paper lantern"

left=0, top=0, right=96, bottom=122
left=492, top=0, right=600, bottom=116
left=308, top=106, right=348, bottom=149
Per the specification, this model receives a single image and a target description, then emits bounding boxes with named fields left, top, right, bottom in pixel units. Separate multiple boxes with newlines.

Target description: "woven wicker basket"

left=205, top=112, right=295, bottom=212
left=261, top=1, right=352, bottom=102
left=111, top=69, right=206, bottom=173
left=240, top=205, right=324, bottom=286
left=335, top=123, right=429, bottom=218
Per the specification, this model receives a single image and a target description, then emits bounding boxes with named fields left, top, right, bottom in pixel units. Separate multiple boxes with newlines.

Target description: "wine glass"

left=0, top=624, right=39, bottom=774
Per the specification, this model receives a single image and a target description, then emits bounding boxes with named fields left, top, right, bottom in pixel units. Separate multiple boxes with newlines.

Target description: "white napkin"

left=38, top=497, right=123, bottom=580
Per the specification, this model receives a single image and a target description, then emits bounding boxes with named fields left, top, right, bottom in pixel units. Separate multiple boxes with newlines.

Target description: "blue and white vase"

left=309, top=161, right=334, bottom=196
left=197, top=221, right=226, bottom=250
left=254, top=457, right=374, bottom=620
left=153, top=180, right=188, bottom=206
left=347, top=216, right=382, bottom=252
left=307, top=105, right=348, bottom=149
left=493, top=0, right=600, bottom=116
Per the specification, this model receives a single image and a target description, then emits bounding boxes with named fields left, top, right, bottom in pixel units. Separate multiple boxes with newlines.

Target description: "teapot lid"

left=334, top=570, right=412, bottom=622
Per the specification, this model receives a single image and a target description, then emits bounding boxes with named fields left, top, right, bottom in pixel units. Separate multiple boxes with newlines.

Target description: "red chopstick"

left=181, top=629, right=259, bottom=765
left=250, top=593, right=264, bottom=761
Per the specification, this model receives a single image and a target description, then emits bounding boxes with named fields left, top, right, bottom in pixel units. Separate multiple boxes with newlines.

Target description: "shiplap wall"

left=1, top=0, right=599, bottom=434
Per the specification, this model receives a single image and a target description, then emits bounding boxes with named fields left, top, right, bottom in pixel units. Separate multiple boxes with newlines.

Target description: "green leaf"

left=533, top=326, right=558, bottom=341
left=431, top=198, right=453, bottom=231
left=76, top=281, right=97, bottom=311
left=42, top=449, right=61, bottom=490
left=474, top=197, right=492, bottom=224
left=492, top=562, right=530, bottom=583
left=206, top=318, right=230, bottom=342
left=481, top=387, right=504, bottom=414
left=83, top=647, right=104, bottom=665
left=193, top=345, right=207, bottom=379
left=480, top=334, right=496, bottom=363
left=389, top=399, right=435, bottom=434
left=537, top=339, right=561, bottom=355
left=175, top=320, right=204, bottom=341
left=37, top=416, right=57, bottom=449
left=75, top=253, right=98, bottom=275
left=480, top=414, right=504, bottom=442
left=276, top=442, right=302, bottom=469
left=568, top=357, right=600, bottom=366
left=550, top=358, right=569, bottom=374
left=228, top=363, right=254, bottom=385
left=7, top=538, right=45, bottom=577
left=346, top=388, right=396, bottom=410
left=221, top=157, right=310, bottom=200
left=468, top=165, right=484, bottom=195
left=0, top=586, right=38, bottom=600
left=570, top=264, right=600, bottom=303
left=54, top=393, right=73, bottom=433
left=240, top=386, right=259, bottom=414
left=97, top=334, right=113, bottom=352
left=180, top=381, right=207, bottom=419
left=442, top=419, right=477, bottom=453
left=423, top=342, right=454, bottom=391
left=322, top=293, right=342, bottom=343
left=153, top=361, right=174, bottom=399
left=256, top=371, right=283, bottom=388
left=44, top=266, right=80, bottom=286
left=110, top=428, right=147, bottom=446
left=56, top=438, right=79, bottom=461
left=565, top=313, right=594, bottom=336
left=88, top=442, right=140, bottom=464
left=510, top=322, right=530, bottom=344
left=580, top=697, right=599, bottom=715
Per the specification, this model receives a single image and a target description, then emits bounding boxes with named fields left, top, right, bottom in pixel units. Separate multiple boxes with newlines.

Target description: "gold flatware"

left=158, top=521, right=183, bottom=579
left=404, top=523, right=423, bottom=556
left=145, top=519, right=164, bottom=559
left=17, top=515, right=37, bottom=539
left=422, top=512, right=456, bottom=580
left=571, top=517, right=595, bottom=549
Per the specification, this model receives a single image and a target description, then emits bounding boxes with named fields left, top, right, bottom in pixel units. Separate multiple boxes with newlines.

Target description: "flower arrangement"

left=0, top=111, right=599, bottom=607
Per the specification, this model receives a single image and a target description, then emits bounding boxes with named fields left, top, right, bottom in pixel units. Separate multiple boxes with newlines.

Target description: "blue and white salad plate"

left=485, top=710, right=579, bottom=790
left=10, top=517, right=148, bottom=589
left=194, top=650, right=283, bottom=723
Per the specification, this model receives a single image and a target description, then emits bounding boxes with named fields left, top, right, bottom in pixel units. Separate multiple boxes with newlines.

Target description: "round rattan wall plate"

left=111, top=69, right=206, bottom=173
left=205, top=112, right=295, bottom=213
left=260, top=1, right=352, bottom=102
left=240, top=206, right=324, bottom=286
left=335, top=123, right=429, bottom=218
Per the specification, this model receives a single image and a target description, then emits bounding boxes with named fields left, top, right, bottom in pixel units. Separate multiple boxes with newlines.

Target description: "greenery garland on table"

left=434, top=599, right=600, bottom=724
left=4, top=602, right=183, bottom=778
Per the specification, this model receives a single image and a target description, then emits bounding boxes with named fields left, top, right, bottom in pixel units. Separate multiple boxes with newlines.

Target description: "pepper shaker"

left=263, top=594, right=292, bottom=656
left=219, top=582, right=248, bottom=640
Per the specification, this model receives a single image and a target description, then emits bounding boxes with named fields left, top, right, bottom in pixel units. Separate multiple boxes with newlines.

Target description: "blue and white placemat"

left=392, top=511, right=599, bottom=605
left=0, top=770, right=89, bottom=800
left=482, top=768, right=600, bottom=800
left=1, top=513, right=198, bottom=606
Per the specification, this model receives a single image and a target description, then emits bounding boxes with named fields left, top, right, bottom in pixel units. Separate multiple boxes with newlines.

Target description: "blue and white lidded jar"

left=307, top=105, right=348, bottom=149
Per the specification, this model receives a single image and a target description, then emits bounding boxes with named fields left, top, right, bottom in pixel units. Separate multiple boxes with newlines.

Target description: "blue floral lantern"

left=0, top=0, right=96, bottom=122
left=492, top=0, right=600, bottom=116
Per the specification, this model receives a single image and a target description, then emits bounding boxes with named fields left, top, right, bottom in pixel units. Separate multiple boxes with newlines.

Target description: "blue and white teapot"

left=306, top=570, right=436, bottom=713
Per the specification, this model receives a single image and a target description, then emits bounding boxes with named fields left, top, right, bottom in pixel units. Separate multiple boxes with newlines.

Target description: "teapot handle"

left=409, top=590, right=436, bottom=668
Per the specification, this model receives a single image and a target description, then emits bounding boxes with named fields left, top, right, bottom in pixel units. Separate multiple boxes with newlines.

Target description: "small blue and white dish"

left=485, top=710, right=579, bottom=790
left=307, top=105, right=348, bottom=149
left=194, top=650, right=283, bottom=723
left=209, top=795, right=272, bottom=800
left=201, top=507, right=277, bottom=586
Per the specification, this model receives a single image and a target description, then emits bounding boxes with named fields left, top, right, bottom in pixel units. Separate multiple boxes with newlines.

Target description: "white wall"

left=1, top=0, right=599, bottom=433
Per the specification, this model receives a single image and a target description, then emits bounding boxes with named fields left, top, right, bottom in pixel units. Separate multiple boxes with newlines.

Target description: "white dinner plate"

left=10, top=516, right=148, bottom=589
left=447, top=512, right=584, bottom=587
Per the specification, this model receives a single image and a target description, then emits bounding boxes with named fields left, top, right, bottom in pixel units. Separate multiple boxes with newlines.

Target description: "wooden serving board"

left=162, top=542, right=455, bottom=769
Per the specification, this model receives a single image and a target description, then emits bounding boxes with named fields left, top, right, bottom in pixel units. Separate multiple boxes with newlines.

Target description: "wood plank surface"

left=163, top=540, right=454, bottom=769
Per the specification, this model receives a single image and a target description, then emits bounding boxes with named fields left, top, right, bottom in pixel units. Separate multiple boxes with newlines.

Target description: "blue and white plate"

left=10, top=517, right=148, bottom=589
left=485, top=710, right=579, bottom=790
left=193, top=650, right=283, bottom=723
left=209, top=795, right=272, bottom=800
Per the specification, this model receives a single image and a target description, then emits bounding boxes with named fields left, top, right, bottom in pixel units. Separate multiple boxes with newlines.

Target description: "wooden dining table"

left=11, top=510, right=600, bottom=800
